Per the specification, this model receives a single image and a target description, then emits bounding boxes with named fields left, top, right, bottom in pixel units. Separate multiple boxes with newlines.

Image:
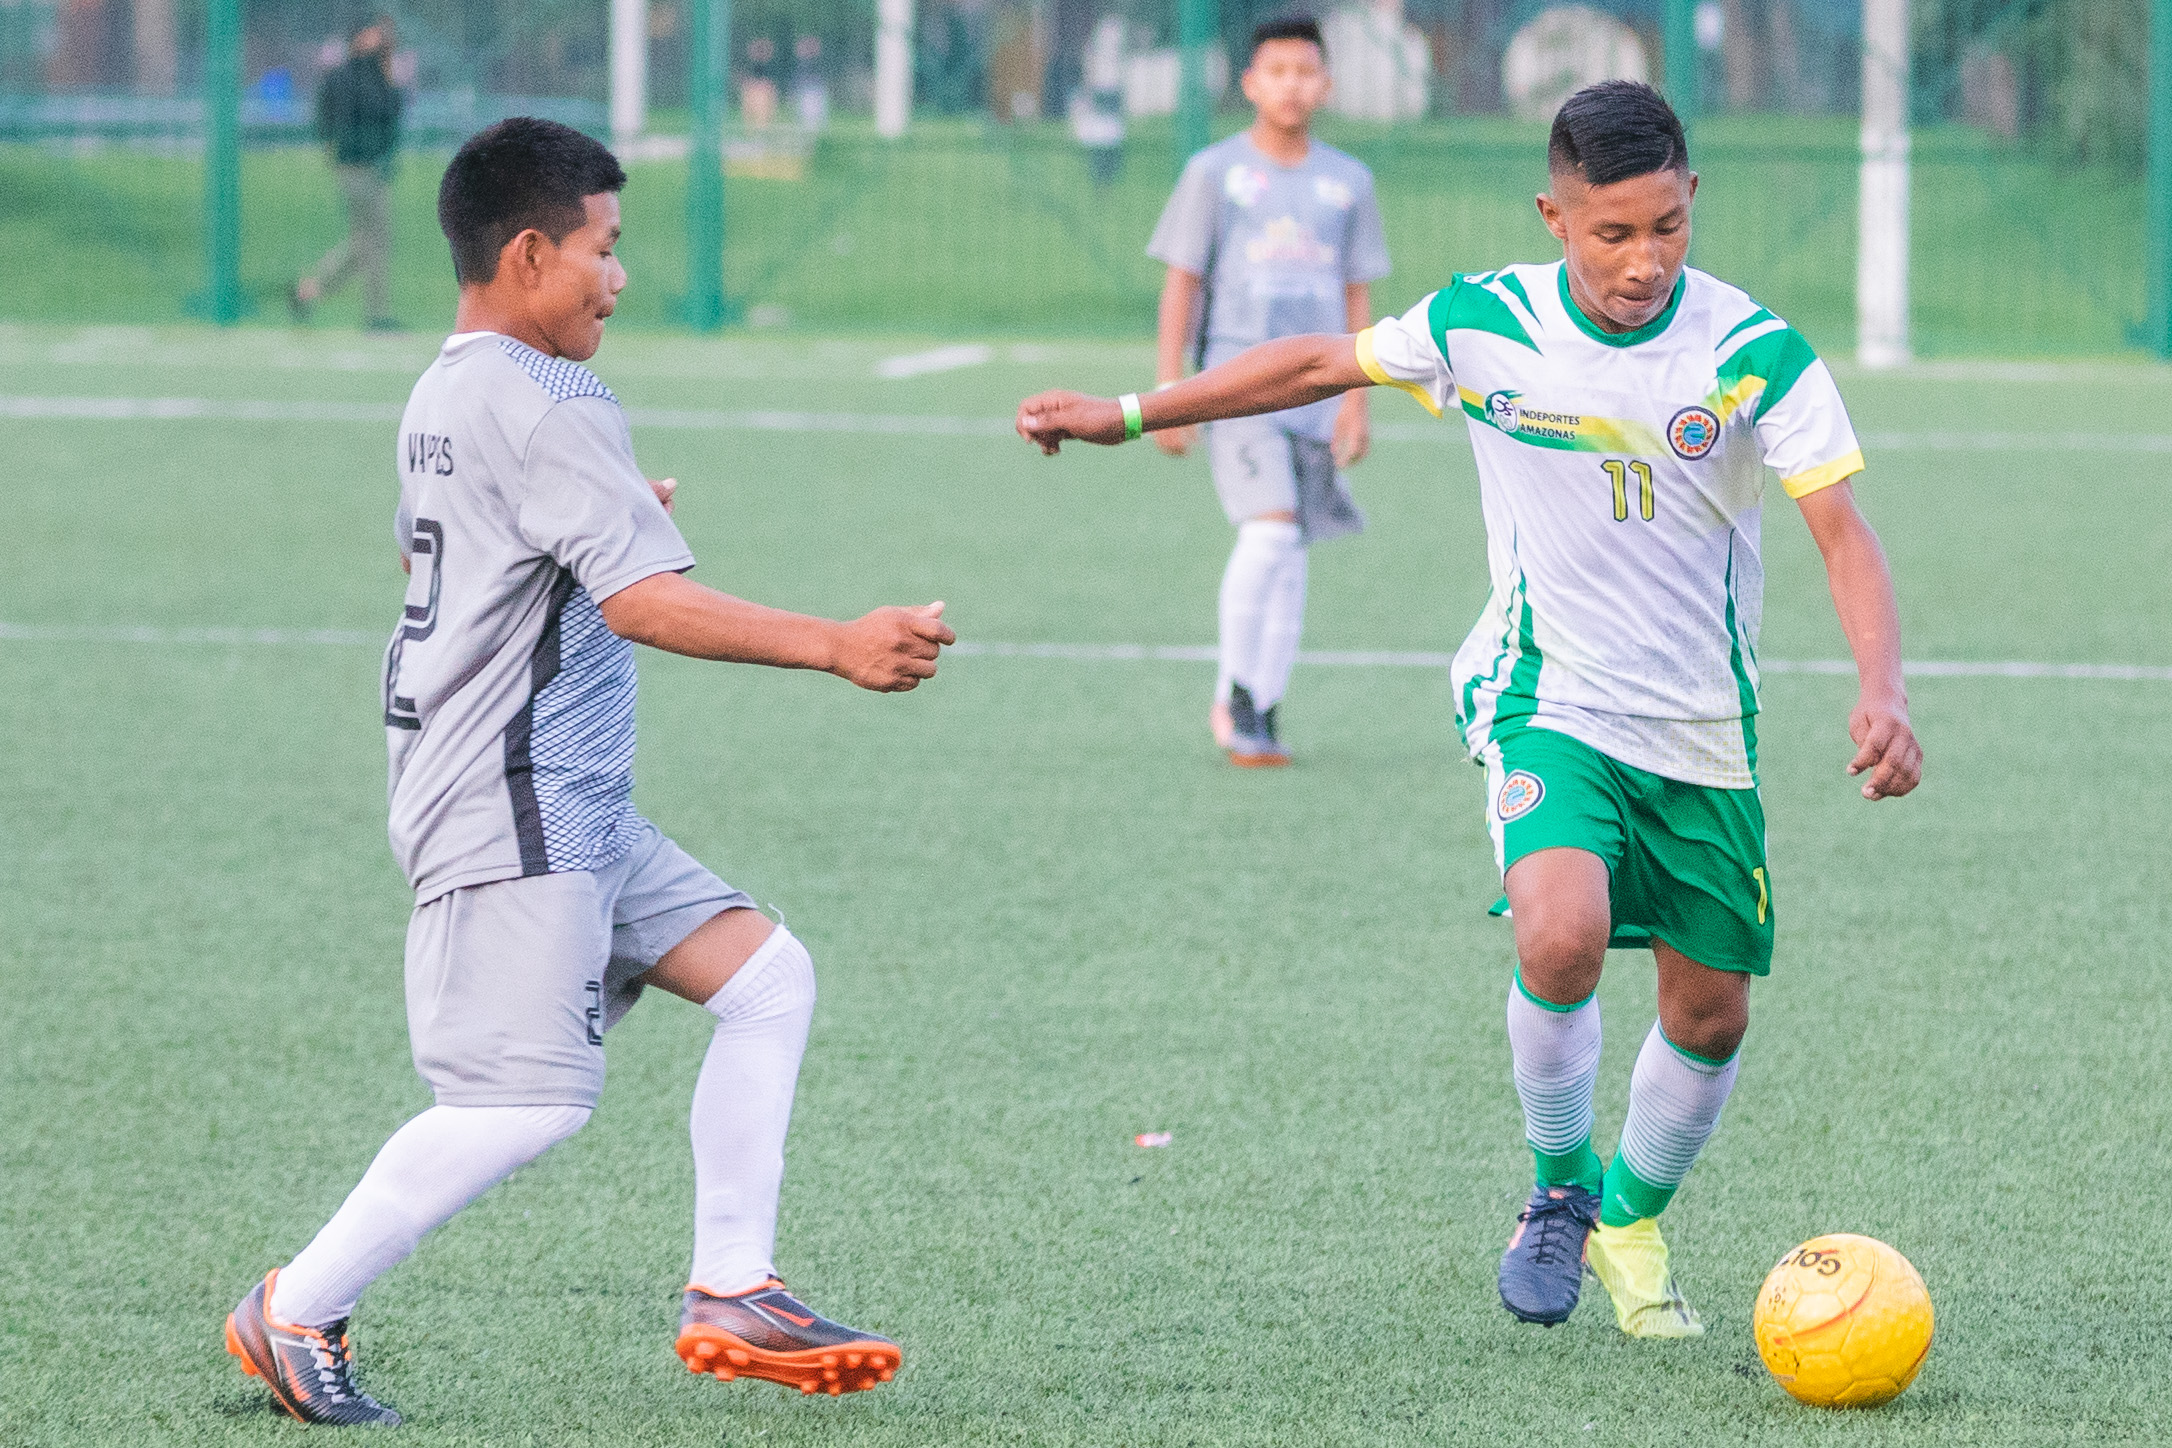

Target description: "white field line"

left=0, top=623, right=383, bottom=646
left=11, top=395, right=2172, bottom=455
left=629, top=406, right=1012, bottom=436
left=1, top=396, right=403, bottom=423
left=3, top=623, right=2168, bottom=681
left=872, top=344, right=993, bottom=379
left=0, top=394, right=1018, bottom=436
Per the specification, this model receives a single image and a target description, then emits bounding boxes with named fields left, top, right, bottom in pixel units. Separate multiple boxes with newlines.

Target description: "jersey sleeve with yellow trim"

left=1354, top=293, right=1452, bottom=418
left=1750, top=351, right=1863, bottom=499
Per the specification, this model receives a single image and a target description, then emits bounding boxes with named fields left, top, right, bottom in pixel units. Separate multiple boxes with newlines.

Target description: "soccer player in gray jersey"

left=225, top=119, right=953, bottom=1426
left=1145, top=13, right=1390, bottom=765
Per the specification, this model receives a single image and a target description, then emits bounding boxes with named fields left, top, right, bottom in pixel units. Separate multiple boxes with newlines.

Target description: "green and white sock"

left=1601, top=1021, right=1740, bottom=1227
left=1505, top=973, right=1604, bottom=1194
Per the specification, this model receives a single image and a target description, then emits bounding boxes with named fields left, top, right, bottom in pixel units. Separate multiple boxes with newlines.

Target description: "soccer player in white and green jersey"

left=1015, top=80, right=1922, bottom=1338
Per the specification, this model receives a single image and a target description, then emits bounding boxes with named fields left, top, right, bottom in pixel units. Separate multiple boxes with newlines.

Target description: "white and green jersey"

left=1357, top=262, right=1863, bottom=789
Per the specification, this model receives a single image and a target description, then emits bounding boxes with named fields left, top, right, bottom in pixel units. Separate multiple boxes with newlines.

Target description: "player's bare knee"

left=1513, top=911, right=1609, bottom=1003
left=1657, top=985, right=1748, bottom=1061
left=1672, top=1015, right=1745, bottom=1062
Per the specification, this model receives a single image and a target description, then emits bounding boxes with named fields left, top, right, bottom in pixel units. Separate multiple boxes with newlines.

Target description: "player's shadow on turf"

left=210, top=1387, right=290, bottom=1420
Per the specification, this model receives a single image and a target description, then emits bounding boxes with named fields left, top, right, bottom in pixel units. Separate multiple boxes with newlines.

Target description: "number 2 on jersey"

left=1602, top=459, right=1655, bottom=523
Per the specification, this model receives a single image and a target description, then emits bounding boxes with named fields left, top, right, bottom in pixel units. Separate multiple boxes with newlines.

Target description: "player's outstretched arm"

left=1016, top=334, right=1370, bottom=454
left=1151, top=266, right=1203, bottom=457
left=1797, top=481, right=1921, bottom=800
left=599, top=572, right=953, bottom=693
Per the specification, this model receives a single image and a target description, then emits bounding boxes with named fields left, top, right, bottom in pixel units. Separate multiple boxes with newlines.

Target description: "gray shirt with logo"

left=384, top=333, right=694, bottom=903
left=1147, top=133, right=1392, bottom=437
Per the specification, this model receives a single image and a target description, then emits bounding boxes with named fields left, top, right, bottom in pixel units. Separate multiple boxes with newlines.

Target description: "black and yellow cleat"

left=225, top=1270, right=403, bottom=1426
left=1585, top=1217, right=1706, bottom=1339
left=674, top=1280, right=901, bottom=1396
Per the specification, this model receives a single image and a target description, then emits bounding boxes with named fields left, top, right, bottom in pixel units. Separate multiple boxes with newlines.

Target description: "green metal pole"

left=683, top=0, right=729, bottom=330
left=1663, top=0, right=1700, bottom=127
left=2150, top=0, right=2172, bottom=357
left=1175, top=0, right=1216, bottom=173
left=192, top=0, right=245, bottom=323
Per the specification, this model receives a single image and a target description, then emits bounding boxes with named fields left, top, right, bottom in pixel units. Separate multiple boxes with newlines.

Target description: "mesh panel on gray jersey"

left=522, top=582, right=644, bottom=873
left=497, top=337, right=618, bottom=406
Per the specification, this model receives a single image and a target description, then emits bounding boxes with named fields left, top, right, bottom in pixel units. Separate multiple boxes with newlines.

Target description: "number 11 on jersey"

left=1602, top=459, right=1655, bottom=522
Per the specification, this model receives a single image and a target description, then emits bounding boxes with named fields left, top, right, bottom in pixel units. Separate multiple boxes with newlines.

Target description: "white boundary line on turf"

left=947, top=643, right=2172, bottom=680
left=4, top=624, right=2169, bottom=681
left=873, top=344, right=993, bottom=379
left=1, top=396, right=404, bottom=423
left=0, top=623, right=384, bottom=646
left=9, top=395, right=2172, bottom=454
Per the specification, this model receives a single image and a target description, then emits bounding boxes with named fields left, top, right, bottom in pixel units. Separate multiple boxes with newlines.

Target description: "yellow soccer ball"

left=1753, top=1234, right=1933, bottom=1408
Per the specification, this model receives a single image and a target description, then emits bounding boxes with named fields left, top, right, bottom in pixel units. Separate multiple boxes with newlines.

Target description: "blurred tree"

left=1917, top=0, right=2144, bottom=170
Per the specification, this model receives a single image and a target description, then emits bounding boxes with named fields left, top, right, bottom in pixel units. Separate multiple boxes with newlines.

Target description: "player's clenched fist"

left=1846, top=702, right=1923, bottom=801
left=831, top=603, right=953, bottom=692
left=1016, top=391, right=1126, bottom=454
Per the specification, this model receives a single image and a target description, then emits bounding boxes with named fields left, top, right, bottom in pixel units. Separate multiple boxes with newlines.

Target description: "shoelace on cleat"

left=1516, top=1197, right=1592, bottom=1267
left=299, top=1322, right=366, bottom=1405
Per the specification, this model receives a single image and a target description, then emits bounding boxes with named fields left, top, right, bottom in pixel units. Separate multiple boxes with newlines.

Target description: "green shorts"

left=1484, top=725, right=1774, bottom=975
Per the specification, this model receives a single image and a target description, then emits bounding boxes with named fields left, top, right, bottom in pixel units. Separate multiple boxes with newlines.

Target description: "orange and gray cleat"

left=674, top=1279, right=901, bottom=1396
left=225, top=1270, right=403, bottom=1427
left=1223, top=685, right=1291, bottom=767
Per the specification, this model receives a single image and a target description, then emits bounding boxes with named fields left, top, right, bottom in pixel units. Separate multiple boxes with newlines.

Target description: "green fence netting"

left=0, top=0, right=2151, bottom=355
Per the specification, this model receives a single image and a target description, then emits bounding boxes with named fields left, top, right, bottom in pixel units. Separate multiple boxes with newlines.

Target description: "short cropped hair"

left=1249, top=13, right=1325, bottom=62
left=1548, top=81, right=1689, bottom=187
left=437, top=117, right=627, bottom=285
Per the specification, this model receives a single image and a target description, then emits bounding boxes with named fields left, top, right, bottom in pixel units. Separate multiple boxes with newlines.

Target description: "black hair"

left=437, top=117, right=627, bottom=286
left=1249, top=13, right=1325, bottom=63
left=1547, top=81, right=1689, bottom=187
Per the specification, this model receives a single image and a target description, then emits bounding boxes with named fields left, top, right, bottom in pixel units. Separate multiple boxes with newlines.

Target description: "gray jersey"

left=384, top=333, right=694, bottom=903
left=1147, top=133, right=1391, bottom=436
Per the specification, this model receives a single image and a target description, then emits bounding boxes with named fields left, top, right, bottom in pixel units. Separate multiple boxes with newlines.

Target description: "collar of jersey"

left=1240, top=131, right=1315, bottom=172
left=440, top=330, right=502, bottom=357
left=1555, top=264, right=1686, bottom=349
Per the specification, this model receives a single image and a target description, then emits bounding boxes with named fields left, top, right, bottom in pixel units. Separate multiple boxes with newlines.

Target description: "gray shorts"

left=1205, top=414, right=1365, bottom=543
left=405, top=817, right=753, bottom=1108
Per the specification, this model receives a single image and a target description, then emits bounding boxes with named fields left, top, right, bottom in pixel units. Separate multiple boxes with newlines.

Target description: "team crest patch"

left=1223, top=164, right=1268, bottom=208
left=1497, top=770, right=1545, bottom=821
left=1484, top=390, right=1522, bottom=435
left=1668, top=405, right=1722, bottom=460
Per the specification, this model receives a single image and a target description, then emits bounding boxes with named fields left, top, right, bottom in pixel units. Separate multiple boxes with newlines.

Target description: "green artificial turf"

left=1, top=324, right=2169, bottom=1446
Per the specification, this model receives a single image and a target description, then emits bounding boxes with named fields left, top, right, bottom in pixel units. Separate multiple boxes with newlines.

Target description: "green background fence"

left=0, top=1, right=2158, bottom=356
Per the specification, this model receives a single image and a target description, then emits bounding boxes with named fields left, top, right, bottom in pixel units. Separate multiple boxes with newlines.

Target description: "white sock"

left=1606, top=1020, right=1741, bottom=1221
left=269, top=1102, right=590, bottom=1326
left=1505, top=976, right=1604, bottom=1191
left=687, top=924, right=816, bottom=1296
left=1217, top=518, right=1305, bottom=711
left=1252, top=525, right=1308, bottom=711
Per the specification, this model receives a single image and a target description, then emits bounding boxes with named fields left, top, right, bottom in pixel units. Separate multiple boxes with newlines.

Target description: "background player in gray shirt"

left=1145, top=13, right=1391, bottom=766
left=225, top=119, right=951, bottom=1425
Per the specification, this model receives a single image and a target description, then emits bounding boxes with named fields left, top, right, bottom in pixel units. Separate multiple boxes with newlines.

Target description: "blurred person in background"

left=1145, top=12, right=1390, bottom=767
left=1069, top=14, right=1125, bottom=186
left=792, top=35, right=830, bottom=130
left=292, top=17, right=406, bottom=331
left=743, top=36, right=780, bottom=130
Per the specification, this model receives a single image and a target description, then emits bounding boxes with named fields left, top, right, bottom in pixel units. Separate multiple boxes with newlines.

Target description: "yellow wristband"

left=1119, top=392, right=1144, bottom=441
